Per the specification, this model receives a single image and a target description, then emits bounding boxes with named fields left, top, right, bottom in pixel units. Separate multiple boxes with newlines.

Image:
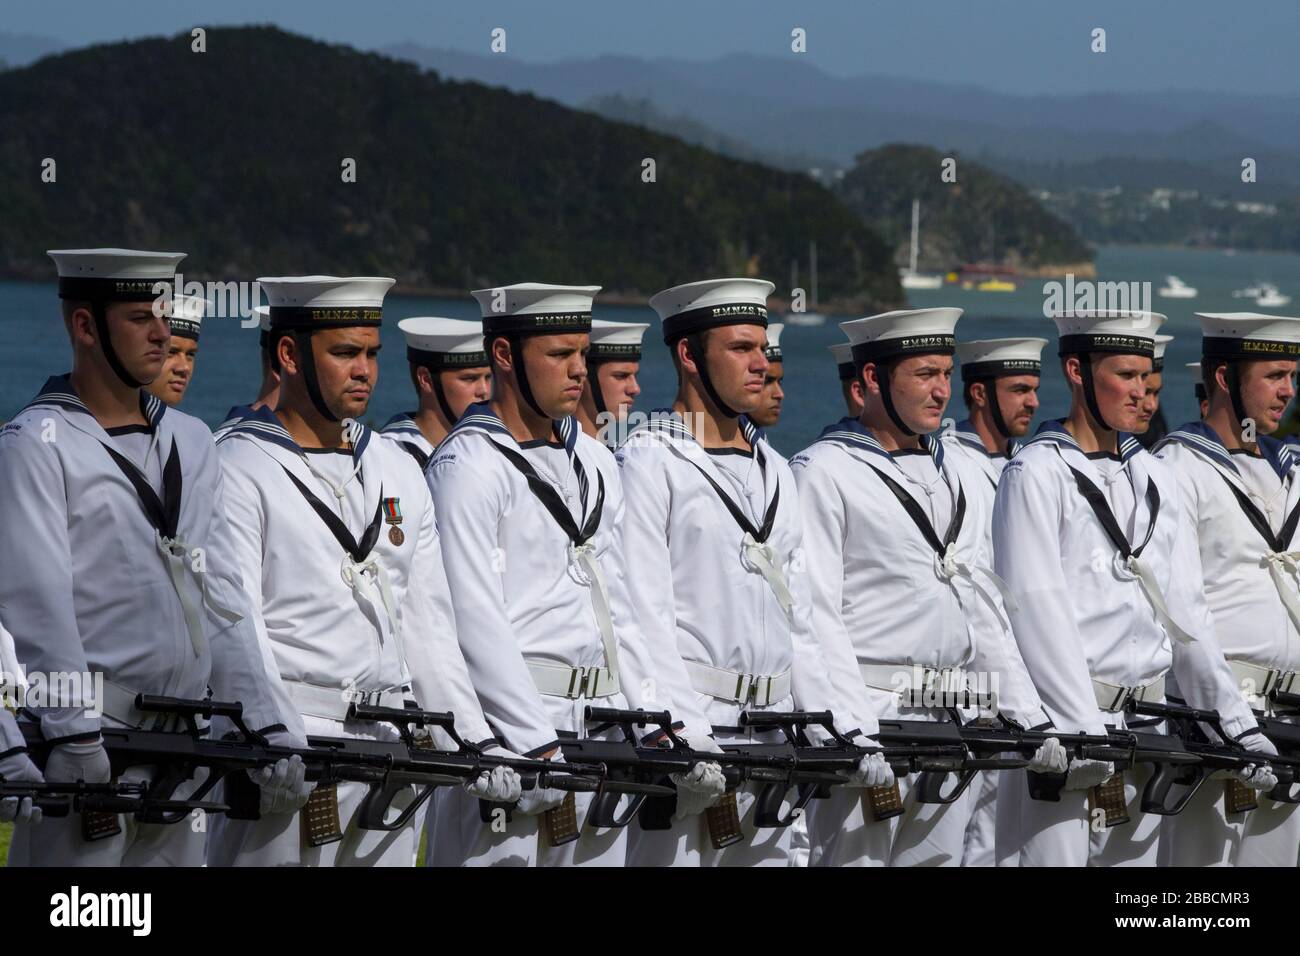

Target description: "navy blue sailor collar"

left=953, top=418, right=1019, bottom=458
left=451, top=401, right=580, bottom=458
left=814, top=415, right=946, bottom=470
left=216, top=402, right=372, bottom=457
left=26, top=373, right=166, bottom=429
left=624, top=407, right=766, bottom=450
left=1021, top=418, right=1143, bottom=463
left=1158, top=419, right=1295, bottom=481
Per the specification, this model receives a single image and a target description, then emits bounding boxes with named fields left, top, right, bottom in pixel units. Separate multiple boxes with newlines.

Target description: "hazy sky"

left=10, top=0, right=1300, bottom=96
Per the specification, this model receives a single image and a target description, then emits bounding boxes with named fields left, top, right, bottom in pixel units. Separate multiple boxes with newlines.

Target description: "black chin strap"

left=588, top=362, right=609, bottom=417
left=876, top=360, right=916, bottom=437
left=294, top=330, right=340, bottom=423
left=686, top=332, right=740, bottom=419
left=92, top=301, right=147, bottom=388
left=1224, top=362, right=1252, bottom=432
left=1077, top=354, right=1113, bottom=432
left=982, top=378, right=1014, bottom=450
left=429, top=371, right=459, bottom=428
left=507, top=336, right=550, bottom=419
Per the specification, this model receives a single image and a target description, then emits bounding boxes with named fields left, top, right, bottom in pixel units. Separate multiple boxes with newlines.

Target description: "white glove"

left=465, top=748, right=524, bottom=803
left=670, top=762, right=726, bottom=820
left=514, top=752, right=566, bottom=816
left=248, top=730, right=312, bottom=815
left=43, top=738, right=111, bottom=785
left=1027, top=737, right=1069, bottom=775
left=1233, top=731, right=1279, bottom=791
left=845, top=737, right=894, bottom=789
left=1063, top=757, right=1114, bottom=791
left=0, top=748, right=44, bottom=825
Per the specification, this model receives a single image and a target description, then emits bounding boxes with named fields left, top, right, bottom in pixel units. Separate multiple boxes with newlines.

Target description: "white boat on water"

left=899, top=198, right=944, bottom=290
left=1232, top=284, right=1264, bottom=299
left=1257, top=284, right=1292, bottom=307
left=786, top=240, right=827, bottom=325
left=1158, top=275, right=1197, bottom=299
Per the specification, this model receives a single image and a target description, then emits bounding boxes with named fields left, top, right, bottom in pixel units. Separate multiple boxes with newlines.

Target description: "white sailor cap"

left=1196, top=312, right=1300, bottom=362
left=398, top=316, right=489, bottom=368
left=839, top=308, right=961, bottom=366
left=1052, top=310, right=1165, bottom=358
left=956, top=337, right=1048, bottom=382
left=588, top=318, right=649, bottom=363
left=763, top=323, right=785, bottom=363
left=48, top=248, right=186, bottom=302
left=649, top=278, right=774, bottom=344
left=167, top=294, right=210, bottom=341
left=829, top=341, right=856, bottom=381
left=255, top=305, right=271, bottom=333
left=258, top=276, right=395, bottom=331
left=471, top=283, right=599, bottom=337
left=1152, top=334, right=1173, bottom=370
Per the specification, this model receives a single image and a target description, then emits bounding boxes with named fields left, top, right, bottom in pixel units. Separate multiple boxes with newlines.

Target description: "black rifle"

left=1128, top=698, right=1300, bottom=814
left=20, top=695, right=597, bottom=832
left=0, top=778, right=228, bottom=830
left=1257, top=687, right=1300, bottom=803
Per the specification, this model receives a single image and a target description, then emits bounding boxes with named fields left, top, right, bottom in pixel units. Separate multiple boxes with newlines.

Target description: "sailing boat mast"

left=910, top=198, right=921, bottom=273
left=809, top=240, right=819, bottom=309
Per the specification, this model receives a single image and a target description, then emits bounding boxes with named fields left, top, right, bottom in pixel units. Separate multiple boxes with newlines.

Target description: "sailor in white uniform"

left=0, top=249, right=308, bottom=867
left=427, top=283, right=694, bottom=867
left=942, top=337, right=1052, bottom=867
left=1155, top=312, right=1300, bottom=866
left=618, top=279, right=889, bottom=868
left=209, top=276, right=517, bottom=867
left=748, top=322, right=785, bottom=430
left=830, top=341, right=865, bottom=418
left=792, top=313, right=1054, bottom=868
left=145, top=294, right=208, bottom=407
left=380, top=316, right=492, bottom=470
left=577, top=318, right=647, bottom=446
left=1134, top=334, right=1173, bottom=449
left=992, top=310, right=1275, bottom=867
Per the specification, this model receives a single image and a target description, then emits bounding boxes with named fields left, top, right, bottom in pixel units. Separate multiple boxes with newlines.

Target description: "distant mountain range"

left=0, top=31, right=65, bottom=69
left=383, top=43, right=1300, bottom=195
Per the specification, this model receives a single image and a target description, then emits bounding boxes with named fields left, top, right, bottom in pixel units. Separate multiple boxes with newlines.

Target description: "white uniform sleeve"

left=993, top=456, right=1109, bottom=736
left=1159, top=457, right=1258, bottom=738
left=200, top=438, right=304, bottom=738
left=428, top=446, right=559, bottom=756
left=213, top=443, right=306, bottom=739
left=0, top=426, right=96, bottom=740
left=613, top=445, right=713, bottom=743
left=783, top=472, right=863, bottom=745
left=960, top=478, right=1052, bottom=728
left=791, top=457, right=879, bottom=738
left=598, top=469, right=673, bottom=728
left=400, top=482, right=498, bottom=748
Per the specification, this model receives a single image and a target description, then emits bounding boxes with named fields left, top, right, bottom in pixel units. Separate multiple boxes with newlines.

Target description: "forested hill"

left=837, top=143, right=1095, bottom=274
left=0, top=27, right=902, bottom=311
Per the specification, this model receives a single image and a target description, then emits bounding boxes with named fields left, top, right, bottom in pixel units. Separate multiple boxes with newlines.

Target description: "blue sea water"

left=3, top=244, right=1299, bottom=455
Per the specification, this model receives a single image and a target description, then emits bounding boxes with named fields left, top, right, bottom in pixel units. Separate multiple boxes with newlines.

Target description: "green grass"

left=0, top=822, right=11, bottom=865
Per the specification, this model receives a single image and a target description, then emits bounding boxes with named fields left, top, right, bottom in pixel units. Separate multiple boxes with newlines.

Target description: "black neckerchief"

left=1215, top=471, right=1300, bottom=554
left=101, top=439, right=183, bottom=540
left=489, top=442, right=605, bottom=546
left=280, top=465, right=384, bottom=562
left=1067, top=464, right=1159, bottom=559
left=869, top=464, right=966, bottom=556
left=399, top=441, right=431, bottom=471
left=685, top=445, right=780, bottom=543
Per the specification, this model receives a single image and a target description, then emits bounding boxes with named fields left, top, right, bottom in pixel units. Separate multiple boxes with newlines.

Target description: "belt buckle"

left=749, top=675, right=772, bottom=706
left=568, top=666, right=591, bottom=700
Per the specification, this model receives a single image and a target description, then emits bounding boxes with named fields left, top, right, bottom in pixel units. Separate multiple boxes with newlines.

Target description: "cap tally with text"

left=957, top=337, right=1048, bottom=382
left=49, top=248, right=186, bottom=302
left=1196, top=312, right=1300, bottom=362
left=1152, top=334, right=1173, bottom=372
left=1052, top=310, right=1165, bottom=358
left=829, top=341, right=856, bottom=381
left=763, top=323, right=785, bottom=363
left=260, top=276, right=395, bottom=330
left=472, top=283, right=598, bottom=337
left=839, top=308, right=962, bottom=366
left=587, top=318, right=649, bottom=363
left=650, top=278, right=774, bottom=344
left=398, top=316, right=489, bottom=368
left=167, top=295, right=210, bottom=341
